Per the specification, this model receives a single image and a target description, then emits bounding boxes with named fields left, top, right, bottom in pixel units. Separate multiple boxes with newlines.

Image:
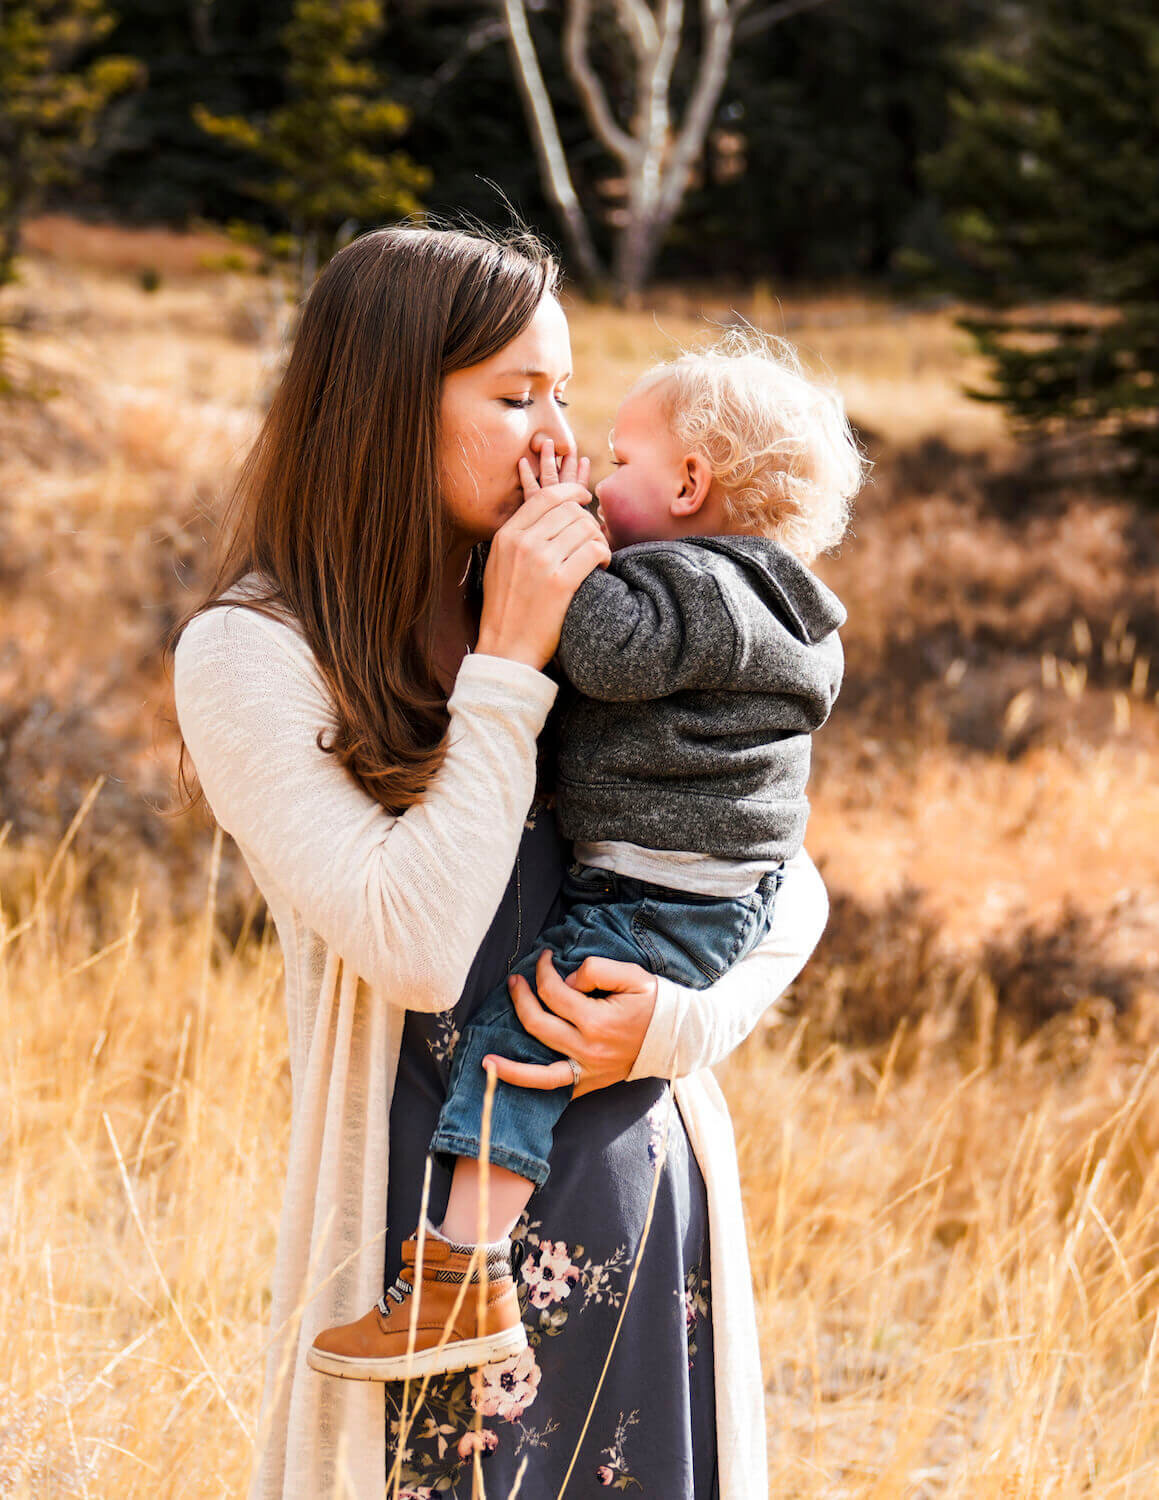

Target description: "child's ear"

left=670, top=454, right=713, bottom=517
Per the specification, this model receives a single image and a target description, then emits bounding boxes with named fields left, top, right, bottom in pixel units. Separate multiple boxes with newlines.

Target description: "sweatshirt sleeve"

left=627, top=847, right=829, bottom=1080
left=556, top=551, right=738, bottom=702
left=174, top=605, right=557, bottom=1014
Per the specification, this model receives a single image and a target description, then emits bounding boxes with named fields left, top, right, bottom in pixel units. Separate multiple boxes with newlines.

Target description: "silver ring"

left=565, top=1057, right=582, bottom=1087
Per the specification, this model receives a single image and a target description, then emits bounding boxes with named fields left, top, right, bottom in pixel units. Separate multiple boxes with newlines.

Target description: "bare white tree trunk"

left=502, top=0, right=606, bottom=288
left=565, top=0, right=686, bottom=298
left=501, top=0, right=836, bottom=301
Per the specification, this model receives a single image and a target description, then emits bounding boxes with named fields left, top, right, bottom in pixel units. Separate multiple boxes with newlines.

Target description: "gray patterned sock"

left=424, top=1217, right=511, bottom=1272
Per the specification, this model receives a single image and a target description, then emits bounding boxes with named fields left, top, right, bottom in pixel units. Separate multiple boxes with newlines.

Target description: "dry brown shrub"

left=781, top=886, right=1146, bottom=1072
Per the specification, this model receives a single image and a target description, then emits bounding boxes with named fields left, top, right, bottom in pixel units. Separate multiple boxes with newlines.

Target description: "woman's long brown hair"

left=170, top=226, right=558, bottom=815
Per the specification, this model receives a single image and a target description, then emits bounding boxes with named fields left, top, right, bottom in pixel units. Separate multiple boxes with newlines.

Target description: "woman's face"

left=439, top=294, right=576, bottom=546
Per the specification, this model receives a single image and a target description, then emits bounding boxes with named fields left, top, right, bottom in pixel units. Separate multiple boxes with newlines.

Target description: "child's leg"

left=440, top=1156, right=535, bottom=1245
left=427, top=960, right=566, bottom=1198
left=429, top=867, right=660, bottom=1201
left=306, top=866, right=789, bottom=1384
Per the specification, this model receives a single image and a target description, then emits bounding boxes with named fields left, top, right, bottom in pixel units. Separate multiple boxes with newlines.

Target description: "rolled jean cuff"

left=432, top=1017, right=569, bottom=1192
left=428, top=1129, right=551, bottom=1190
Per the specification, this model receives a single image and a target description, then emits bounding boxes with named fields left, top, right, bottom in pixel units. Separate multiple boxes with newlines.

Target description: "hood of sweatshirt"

left=685, top=535, right=847, bottom=646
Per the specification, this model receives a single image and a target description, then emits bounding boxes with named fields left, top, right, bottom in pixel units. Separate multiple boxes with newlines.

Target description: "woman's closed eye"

left=501, top=395, right=570, bottom=409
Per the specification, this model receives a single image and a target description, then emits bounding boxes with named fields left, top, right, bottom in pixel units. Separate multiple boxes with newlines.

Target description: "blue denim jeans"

left=429, top=861, right=783, bottom=1188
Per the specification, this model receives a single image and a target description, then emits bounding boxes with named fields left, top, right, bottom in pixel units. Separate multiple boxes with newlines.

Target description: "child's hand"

left=518, top=439, right=593, bottom=512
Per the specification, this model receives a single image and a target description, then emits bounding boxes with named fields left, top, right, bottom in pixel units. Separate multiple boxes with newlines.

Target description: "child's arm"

left=556, top=547, right=740, bottom=702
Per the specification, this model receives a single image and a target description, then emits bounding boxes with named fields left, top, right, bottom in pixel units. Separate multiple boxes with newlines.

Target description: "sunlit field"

left=3, top=219, right=1158, bottom=1496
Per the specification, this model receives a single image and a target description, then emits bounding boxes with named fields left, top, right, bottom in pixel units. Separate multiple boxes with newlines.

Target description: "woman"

left=173, top=225, right=829, bottom=1500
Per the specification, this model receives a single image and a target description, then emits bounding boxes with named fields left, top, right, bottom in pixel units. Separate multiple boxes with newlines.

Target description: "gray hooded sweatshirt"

left=554, top=535, right=846, bottom=863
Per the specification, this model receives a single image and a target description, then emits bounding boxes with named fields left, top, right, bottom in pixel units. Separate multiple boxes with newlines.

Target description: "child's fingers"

left=538, top=438, right=559, bottom=487
left=578, top=456, right=591, bottom=489
left=559, top=449, right=579, bottom=485
left=517, top=456, right=541, bottom=499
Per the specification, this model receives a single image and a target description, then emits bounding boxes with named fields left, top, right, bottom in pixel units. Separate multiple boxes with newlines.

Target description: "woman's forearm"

left=627, top=848, right=828, bottom=1081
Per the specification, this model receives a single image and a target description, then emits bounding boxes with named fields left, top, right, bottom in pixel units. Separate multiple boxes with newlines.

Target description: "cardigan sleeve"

left=174, top=603, right=557, bottom=1013
left=627, top=846, right=828, bottom=1081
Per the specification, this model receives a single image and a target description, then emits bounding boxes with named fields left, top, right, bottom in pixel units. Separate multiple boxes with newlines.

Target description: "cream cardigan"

left=174, top=595, right=829, bottom=1500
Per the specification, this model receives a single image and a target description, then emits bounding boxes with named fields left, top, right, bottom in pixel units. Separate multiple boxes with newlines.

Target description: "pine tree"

left=926, top=0, right=1159, bottom=487
left=86, top=0, right=292, bottom=226
left=0, top=0, right=141, bottom=285
left=194, top=0, right=428, bottom=289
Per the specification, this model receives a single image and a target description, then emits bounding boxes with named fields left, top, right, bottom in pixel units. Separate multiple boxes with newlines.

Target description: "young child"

left=308, top=329, right=863, bottom=1382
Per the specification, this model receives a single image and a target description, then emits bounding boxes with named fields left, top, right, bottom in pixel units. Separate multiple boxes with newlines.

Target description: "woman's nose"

left=531, top=405, right=575, bottom=459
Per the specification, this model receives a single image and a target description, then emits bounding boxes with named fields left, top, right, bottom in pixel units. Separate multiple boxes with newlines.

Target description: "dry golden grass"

left=8, top=819, right=1159, bottom=1496
left=2, top=820, right=282, bottom=1497
left=2, top=219, right=1158, bottom=1495
left=730, top=1021, right=1159, bottom=1498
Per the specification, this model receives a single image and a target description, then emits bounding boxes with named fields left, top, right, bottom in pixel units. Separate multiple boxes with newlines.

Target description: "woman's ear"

left=670, top=453, right=714, bottom=517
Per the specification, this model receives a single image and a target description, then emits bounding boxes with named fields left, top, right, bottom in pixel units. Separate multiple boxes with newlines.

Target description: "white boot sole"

left=306, top=1323, right=529, bottom=1382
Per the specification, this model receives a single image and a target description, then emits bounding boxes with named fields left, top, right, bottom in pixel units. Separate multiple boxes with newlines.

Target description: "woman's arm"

left=486, top=848, right=828, bottom=1088
left=175, top=463, right=608, bottom=1016
left=175, top=603, right=557, bottom=1013
left=628, top=847, right=827, bottom=1079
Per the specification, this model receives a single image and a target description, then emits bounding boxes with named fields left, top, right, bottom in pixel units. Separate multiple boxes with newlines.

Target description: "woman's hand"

left=476, top=442, right=610, bottom=672
left=481, top=949, right=658, bottom=1098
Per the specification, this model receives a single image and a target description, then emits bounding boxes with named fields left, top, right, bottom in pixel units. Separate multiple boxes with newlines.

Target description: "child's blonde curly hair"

left=639, top=328, right=866, bottom=563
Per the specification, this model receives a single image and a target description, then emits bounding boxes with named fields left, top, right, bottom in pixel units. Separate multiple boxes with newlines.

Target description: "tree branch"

left=734, top=0, right=835, bottom=42
left=634, top=0, right=683, bottom=202
left=417, top=17, right=506, bottom=101
left=564, top=0, right=637, bottom=165
left=656, top=0, right=732, bottom=224
left=613, top=0, right=660, bottom=64
left=501, top=0, right=605, bottom=284
left=646, top=0, right=685, bottom=121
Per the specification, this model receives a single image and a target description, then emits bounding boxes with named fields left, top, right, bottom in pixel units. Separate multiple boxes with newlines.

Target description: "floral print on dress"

left=513, top=1217, right=632, bottom=1336
left=645, top=1091, right=674, bottom=1164
left=681, top=1264, right=710, bottom=1367
left=426, top=1008, right=461, bottom=1067
left=513, top=1415, right=561, bottom=1455
left=386, top=1218, right=640, bottom=1491
left=521, top=1237, right=581, bottom=1309
left=595, top=1409, right=643, bottom=1489
left=470, top=1345, right=542, bottom=1420
left=387, top=1376, right=477, bottom=1495
left=456, top=1428, right=498, bottom=1459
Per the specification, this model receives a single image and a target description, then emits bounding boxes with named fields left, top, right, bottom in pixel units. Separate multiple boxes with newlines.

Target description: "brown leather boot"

left=306, top=1233, right=527, bottom=1381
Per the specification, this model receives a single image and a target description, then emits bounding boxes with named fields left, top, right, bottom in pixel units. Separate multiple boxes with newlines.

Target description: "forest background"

left=33, top=0, right=992, bottom=286
left=3, top=0, right=1159, bottom=1495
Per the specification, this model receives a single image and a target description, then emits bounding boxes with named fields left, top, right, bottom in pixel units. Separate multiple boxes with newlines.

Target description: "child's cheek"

left=601, top=479, right=661, bottom=548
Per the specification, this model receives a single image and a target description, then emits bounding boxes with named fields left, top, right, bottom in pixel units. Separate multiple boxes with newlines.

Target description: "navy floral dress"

left=384, top=796, right=719, bottom=1497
